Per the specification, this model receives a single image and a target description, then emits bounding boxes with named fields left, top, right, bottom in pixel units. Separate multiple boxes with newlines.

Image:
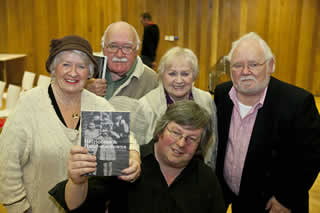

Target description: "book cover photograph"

left=81, top=111, right=130, bottom=176
left=93, top=55, right=107, bottom=79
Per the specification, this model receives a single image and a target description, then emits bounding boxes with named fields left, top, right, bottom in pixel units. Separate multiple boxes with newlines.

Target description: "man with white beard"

left=214, top=32, right=320, bottom=213
left=86, top=21, right=158, bottom=100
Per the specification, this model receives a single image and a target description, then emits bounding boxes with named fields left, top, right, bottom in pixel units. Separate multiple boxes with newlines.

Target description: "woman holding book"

left=0, top=35, right=140, bottom=213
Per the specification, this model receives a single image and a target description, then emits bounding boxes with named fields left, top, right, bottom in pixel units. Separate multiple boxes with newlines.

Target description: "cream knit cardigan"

left=0, top=87, right=139, bottom=213
left=138, top=83, right=218, bottom=167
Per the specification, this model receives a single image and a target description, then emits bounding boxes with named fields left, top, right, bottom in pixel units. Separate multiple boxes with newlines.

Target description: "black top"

left=141, top=24, right=159, bottom=62
left=49, top=141, right=226, bottom=213
left=48, top=84, right=80, bottom=130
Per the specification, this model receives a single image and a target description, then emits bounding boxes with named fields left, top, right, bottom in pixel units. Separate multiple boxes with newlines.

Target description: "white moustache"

left=240, top=76, right=256, bottom=82
left=112, top=57, right=128, bottom=62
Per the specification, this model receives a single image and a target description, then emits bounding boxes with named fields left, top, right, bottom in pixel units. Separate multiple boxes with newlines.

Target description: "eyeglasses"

left=231, top=60, right=268, bottom=72
left=105, top=43, right=136, bottom=54
left=166, top=126, right=200, bottom=145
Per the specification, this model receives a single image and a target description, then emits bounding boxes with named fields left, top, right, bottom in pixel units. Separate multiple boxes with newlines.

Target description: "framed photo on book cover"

left=81, top=111, right=130, bottom=176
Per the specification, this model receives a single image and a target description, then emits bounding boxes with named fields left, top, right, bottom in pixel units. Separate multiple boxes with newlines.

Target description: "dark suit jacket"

left=215, top=77, right=320, bottom=213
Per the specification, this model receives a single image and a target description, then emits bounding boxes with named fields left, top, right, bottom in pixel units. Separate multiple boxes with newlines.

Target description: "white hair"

left=226, top=32, right=276, bottom=73
left=49, top=50, right=94, bottom=78
left=158, top=46, right=199, bottom=81
left=100, top=21, right=140, bottom=51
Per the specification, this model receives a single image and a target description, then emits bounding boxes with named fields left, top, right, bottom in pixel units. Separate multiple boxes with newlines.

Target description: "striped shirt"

left=223, top=86, right=267, bottom=195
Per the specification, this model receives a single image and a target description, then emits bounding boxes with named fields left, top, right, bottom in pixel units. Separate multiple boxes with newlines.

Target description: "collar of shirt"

left=164, top=89, right=194, bottom=106
left=104, top=58, right=138, bottom=99
left=223, top=85, right=268, bottom=195
left=228, top=86, right=268, bottom=115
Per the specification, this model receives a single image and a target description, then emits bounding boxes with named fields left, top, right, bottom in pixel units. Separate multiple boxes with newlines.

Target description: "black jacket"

left=215, top=77, right=320, bottom=212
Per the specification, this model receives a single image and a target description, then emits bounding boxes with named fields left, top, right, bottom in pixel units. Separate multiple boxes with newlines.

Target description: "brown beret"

left=46, top=35, right=98, bottom=77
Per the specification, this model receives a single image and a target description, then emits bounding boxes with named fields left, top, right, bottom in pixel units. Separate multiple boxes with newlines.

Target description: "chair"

left=0, top=81, right=6, bottom=109
left=36, top=74, right=51, bottom=89
left=21, top=71, right=36, bottom=92
left=208, top=56, right=230, bottom=94
left=0, top=84, right=21, bottom=117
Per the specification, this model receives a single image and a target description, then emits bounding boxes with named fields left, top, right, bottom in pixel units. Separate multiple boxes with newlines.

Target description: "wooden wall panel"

left=266, top=0, right=302, bottom=85
left=95, top=0, right=123, bottom=51
left=296, top=0, right=318, bottom=90
left=217, top=0, right=238, bottom=61
left=33, top=0, right=50, bottom=75
left=311, top=1, right=320, bottom=94
left=267, top=0, right=282, bottom=73
left=209, top=0, right=220, bottom=68
left=87, top=0, right=102, bottom=51
left=0, top=0, right=319, bottom=95
left=5, top=0, right=32, bottom=83
left=246, top=0, right=269, bottom=36
left=239, top=0, right=248, bottom=35
left=198, top=0, right=211, bottom=91
left=278, top=0, right=301, bottom=84
left=154, top=0, right=170, bottom=58
left=176, top=0, right=186, bottom=47
left=0, top=0, right=8, bottom=52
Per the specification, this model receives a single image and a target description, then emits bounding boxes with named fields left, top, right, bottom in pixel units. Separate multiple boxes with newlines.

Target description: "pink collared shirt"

left=223, top=86, right=268, bottom=195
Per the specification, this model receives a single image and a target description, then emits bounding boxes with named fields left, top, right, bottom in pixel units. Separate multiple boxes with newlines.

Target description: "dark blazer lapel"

left=220, top=96, right=234, bottom=159
left=216, top=85, right=234, bottom=175
left=245, top=77, right=276, bottom=157
left=239, top=78, right=275, bottom=192
left=215, top=83, right=235, bottom=203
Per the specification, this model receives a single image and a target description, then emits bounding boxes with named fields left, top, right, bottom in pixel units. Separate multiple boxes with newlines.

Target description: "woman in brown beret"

left=0, top=35, right=141, bottom=213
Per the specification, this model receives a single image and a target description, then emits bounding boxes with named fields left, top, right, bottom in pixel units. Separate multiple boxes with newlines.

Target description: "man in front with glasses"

left=214, top=32, right=320, bottom=213
left=86, top=21, right=158, bottom=99
left=49, top=101, right=226, bottom=213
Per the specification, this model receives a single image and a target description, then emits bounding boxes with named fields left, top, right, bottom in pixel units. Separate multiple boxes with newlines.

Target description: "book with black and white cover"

left=93, top=54, right=107, bottom=79
left=81, top=111, right=130, bottom=176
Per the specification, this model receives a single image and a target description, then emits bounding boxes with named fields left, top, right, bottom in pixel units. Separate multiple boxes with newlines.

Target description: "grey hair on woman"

left=153, top=100, right=213, bottom=158
left=49, top=50, right=95, bottom=78
left=157, top=46, right=199, bottom=81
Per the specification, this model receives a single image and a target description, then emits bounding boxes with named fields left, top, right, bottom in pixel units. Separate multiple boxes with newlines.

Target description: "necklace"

left=72, top=113, right=79, bottom=120
left=52, top=84, right=81, bottom=121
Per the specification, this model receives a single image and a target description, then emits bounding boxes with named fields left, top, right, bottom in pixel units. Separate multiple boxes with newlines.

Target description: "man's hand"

left=265, top=196, right=291, bottom=213
left=86, top=78, right=107, bottom=97
left=68, top=145, right=97, bottom=185
left=118, top=150, right=141, bottom=183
